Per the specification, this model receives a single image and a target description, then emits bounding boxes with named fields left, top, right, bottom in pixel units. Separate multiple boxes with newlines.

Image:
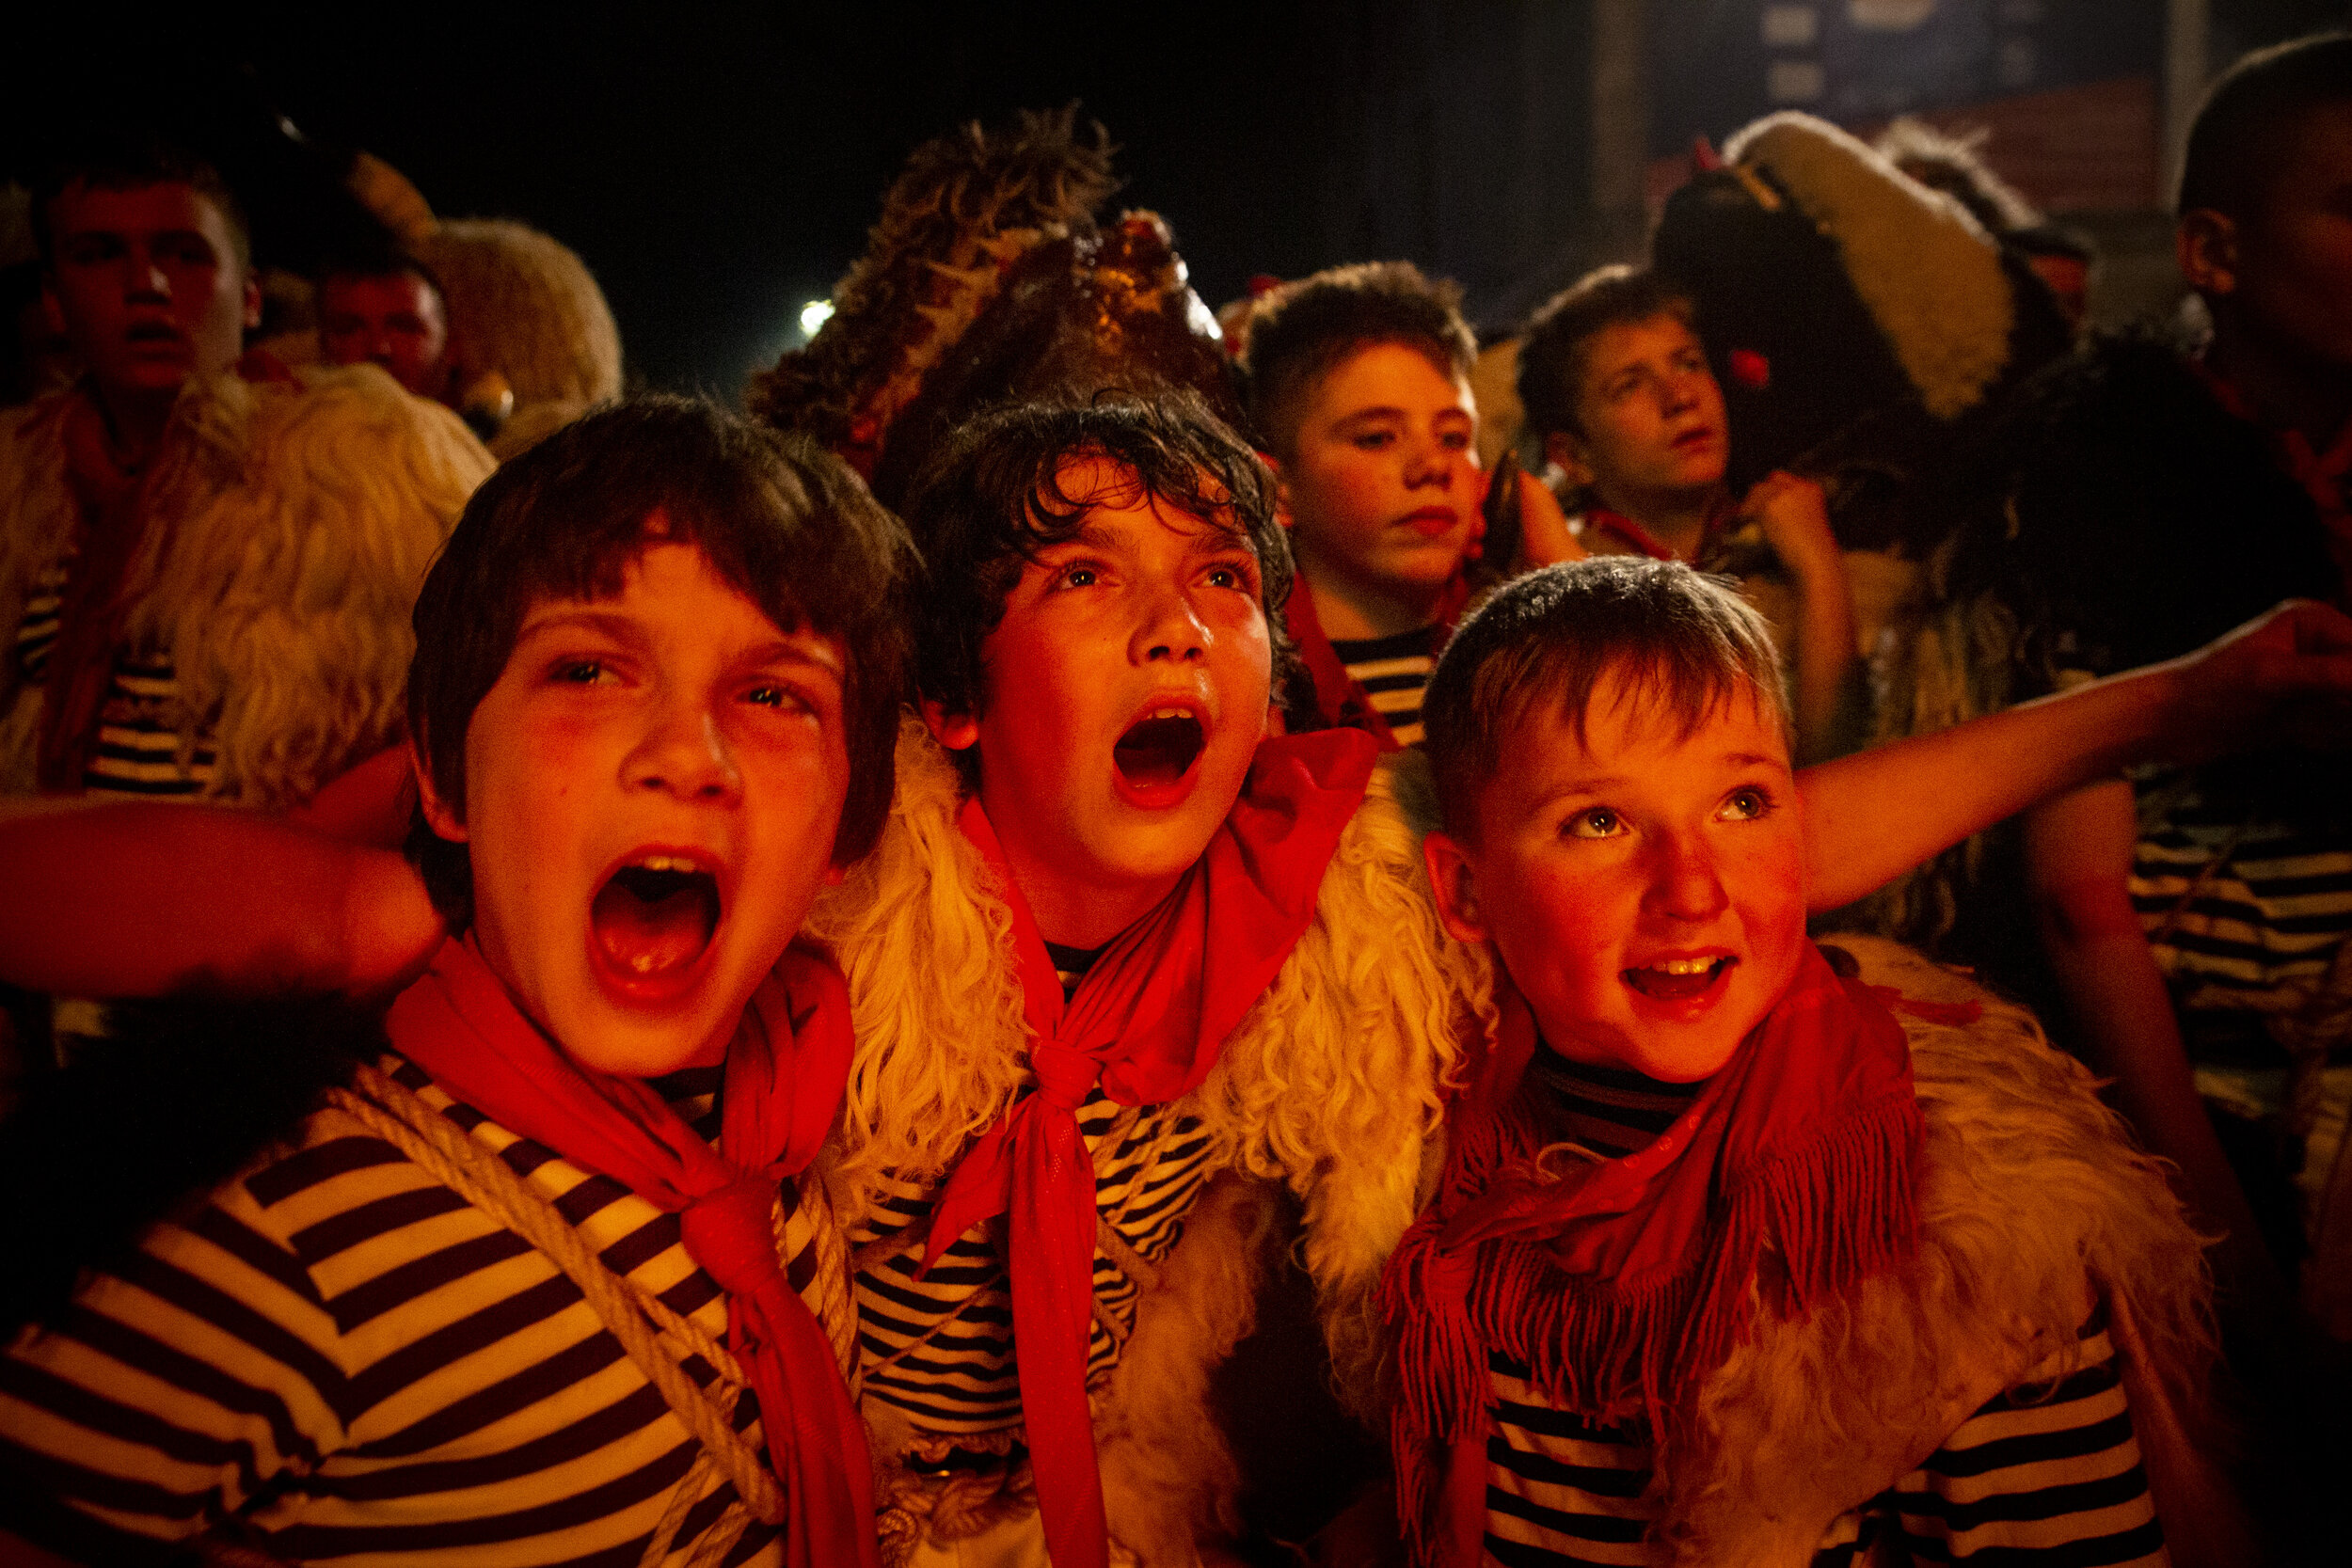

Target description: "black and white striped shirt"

left=1475, top=1047, right=2166, bottom=1566
left=0, top=1055, right=838, bottom=1565
left=16, top=559, right=216, bottom=797
left=848, top=941, right=1221, bottom=1445
left=1327, top=627, right=1438, bottom=748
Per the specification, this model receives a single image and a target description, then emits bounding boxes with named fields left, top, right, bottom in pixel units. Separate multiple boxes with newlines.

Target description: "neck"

left=1594, top=481, right=1722, bottom=562
left=2207, top=318, right=2352, bottom=448
left=89, top=379, right=183, bottom=471
left=1295, top=552, right=1447, bottom=641
left=1008, top=854, right=1180, bottom=951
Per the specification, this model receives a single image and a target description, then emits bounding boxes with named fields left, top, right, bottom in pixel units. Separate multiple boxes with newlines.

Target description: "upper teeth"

left=1652, top=958, right=1716, bottom=975
left=1151, top=707, right=1190, bottom=721
left=634, top=855, right=698, bottom=873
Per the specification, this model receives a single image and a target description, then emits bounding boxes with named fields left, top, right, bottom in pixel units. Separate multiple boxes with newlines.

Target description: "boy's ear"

left=919, top=697, right=980, bottom=752
left=409, top=740, right=468, bottom=842
left=1259, top=449, right=1294, bottom=531
left=1422, top=830, right=1489, bottom=944
left=241, top=275, right=263, bottom=333
left=2177, top=209, right=2240, bottom=298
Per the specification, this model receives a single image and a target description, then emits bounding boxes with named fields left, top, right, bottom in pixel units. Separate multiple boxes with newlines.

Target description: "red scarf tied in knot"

left=386, top=935, right=878, bottom=1568
left=915, top=727, right=1377, bottom=1568
left=1381, top=942, right=1923, bottom=1565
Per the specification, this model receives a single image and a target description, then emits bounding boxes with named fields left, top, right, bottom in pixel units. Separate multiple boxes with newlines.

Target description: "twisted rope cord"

left=326, top=1065, right=787, bottom=1534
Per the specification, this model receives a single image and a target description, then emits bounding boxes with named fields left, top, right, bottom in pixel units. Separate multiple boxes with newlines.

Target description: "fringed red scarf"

left=1284, top=573, right=1467, bottom=751
left=914, top=728, right=1377, bottom=1568
left=385, top=936, right=878, bottom=1568
left=1382, top=942, right=1924, bottom=1566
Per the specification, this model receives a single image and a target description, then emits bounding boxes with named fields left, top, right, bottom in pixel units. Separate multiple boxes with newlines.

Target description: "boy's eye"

left=1565, top=807, right=1622, bottom=840
left=1352, top=430, right=1396, bottom=451
left=1204, top=562, right=1256, bottom=592
left=553, top=658, right=608, bottom=685
left=746, top=683, right=815, bottom=716
left=1054, top=564, right=1100, bottom=590
left=1719, top=787, right=1770, bottom=822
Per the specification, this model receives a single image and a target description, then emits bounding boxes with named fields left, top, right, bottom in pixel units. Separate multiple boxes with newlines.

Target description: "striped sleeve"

left=0, top=1166, right=356, bottom=1559
left=0, top=1059, right=817, bottom=1566
left=1868, top=1314, right=2167, bottom=1565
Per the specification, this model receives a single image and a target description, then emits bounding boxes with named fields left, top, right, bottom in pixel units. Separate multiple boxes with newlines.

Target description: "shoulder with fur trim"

left=1654, top=936, right=2213, bottom=1562
left=129, top=367, right=489, bottom=807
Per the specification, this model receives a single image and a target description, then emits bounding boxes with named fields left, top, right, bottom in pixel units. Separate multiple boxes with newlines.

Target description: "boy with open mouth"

left=0, top=399, right=911, bottom=1568
left=8, top=395, right=2352, bottom=1567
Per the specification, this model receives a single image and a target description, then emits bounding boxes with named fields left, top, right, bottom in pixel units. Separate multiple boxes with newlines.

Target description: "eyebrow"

left=516, top=609, right=843, bottom=675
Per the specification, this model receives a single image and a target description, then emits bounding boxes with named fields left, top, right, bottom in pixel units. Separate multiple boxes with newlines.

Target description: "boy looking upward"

left=0, top=400, right=908, bottom=1567
left=1390, top=559, right=2227, bottom=1566
left=1241, top=261, right=1580, bottom=749
left=1517, top=266, right=1860, bottom=762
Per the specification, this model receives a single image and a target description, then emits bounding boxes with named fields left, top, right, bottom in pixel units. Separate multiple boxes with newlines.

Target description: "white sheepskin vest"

left=0, top=368, right=493, bottom=808
left=804, top=721, right=1486, bottom=1561
left=1644, top=936, right=2233, bottom=1567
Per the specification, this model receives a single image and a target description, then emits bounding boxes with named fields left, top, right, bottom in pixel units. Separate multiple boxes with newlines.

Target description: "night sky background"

left=10, top=2, right=2347, bottom=398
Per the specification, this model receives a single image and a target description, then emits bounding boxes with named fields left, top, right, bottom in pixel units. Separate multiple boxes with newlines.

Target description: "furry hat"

left=1651, top=113, right=2071, bottom=521
left=747, top=107, right=1240, bottom=508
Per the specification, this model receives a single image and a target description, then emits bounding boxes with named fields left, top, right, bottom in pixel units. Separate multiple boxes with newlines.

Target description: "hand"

left=2165, top=598, right=2352, bottom=763
left=1513, top=467, right=1586, bottom=566
left=1737, top=471, right=1837, bottom=579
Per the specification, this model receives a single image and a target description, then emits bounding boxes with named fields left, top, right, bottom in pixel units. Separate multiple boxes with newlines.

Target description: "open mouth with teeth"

left=591, top=856, right=722, bottom=979
left=1623, top=955, right=1734, bottom=1002
left=1112, top=709, right=1207, bottom=793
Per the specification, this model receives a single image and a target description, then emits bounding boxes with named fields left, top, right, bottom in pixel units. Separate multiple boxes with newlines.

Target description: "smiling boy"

left=1388, top=558, right=2230, bottom=1566
left=0, top=400, right=907, bottom=1567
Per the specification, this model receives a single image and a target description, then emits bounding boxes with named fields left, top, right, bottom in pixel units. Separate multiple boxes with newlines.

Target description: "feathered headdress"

left=748, top=106, right=1239, bottom=506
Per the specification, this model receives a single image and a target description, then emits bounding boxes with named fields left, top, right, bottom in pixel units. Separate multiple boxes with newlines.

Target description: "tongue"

left=1625, top=961, right=1724, bottom=1002
left=592, top=876, right=716, bottom=976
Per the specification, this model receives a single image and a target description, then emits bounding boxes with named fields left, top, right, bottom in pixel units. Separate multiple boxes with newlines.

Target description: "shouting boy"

left=0, top=400, right=909, bottom=1567
left=1389, top=559, right=2230, bottom=1566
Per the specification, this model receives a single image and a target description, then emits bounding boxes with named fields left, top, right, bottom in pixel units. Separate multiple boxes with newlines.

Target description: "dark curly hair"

left=898, top=390, right=1294, bottom=729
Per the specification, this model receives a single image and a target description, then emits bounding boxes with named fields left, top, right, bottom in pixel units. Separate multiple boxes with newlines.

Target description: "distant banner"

left=1648, top=0, right=2166, bottom=212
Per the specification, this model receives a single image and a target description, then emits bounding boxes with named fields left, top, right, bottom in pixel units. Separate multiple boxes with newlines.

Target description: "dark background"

left=9, top=2, right=2345, bottom=398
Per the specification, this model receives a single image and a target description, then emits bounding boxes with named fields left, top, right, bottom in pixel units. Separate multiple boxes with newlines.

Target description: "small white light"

left=800, top=299, right=835, bottom=339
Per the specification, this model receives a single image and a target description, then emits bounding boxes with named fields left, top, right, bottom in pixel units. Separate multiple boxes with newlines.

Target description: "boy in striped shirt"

left=0, top=400, right=910, bottom=1567
left=1389, top=556, right=2233, bottom=1567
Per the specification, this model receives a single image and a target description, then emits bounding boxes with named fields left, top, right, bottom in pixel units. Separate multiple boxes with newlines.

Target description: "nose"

left=1642, top=827, right=1729, bottom=925
left=1405, top=433, right=1459, bottom=490
left=624, top=686, right=742, bottom=803
left=128, top=249, right=168, bottom=301
left=1129, top=578, right=1210, bottom=665
left=1660, top=372, right=1700, bottom=418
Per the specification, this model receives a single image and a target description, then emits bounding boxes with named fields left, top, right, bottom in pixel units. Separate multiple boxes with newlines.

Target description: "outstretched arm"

left=0, top=798, right=439, bottom=1000
left=1800, top=599, right=2352, bottom=911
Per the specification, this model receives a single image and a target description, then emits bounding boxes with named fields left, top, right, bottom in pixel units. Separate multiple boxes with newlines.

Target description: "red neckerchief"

left=1579, top=501, right=1735, bottom=567
left=1285, top=572, right=1469, bottom=750
left=1381, top=943, right=1923, bottom=1565
left=385, top=936, right=878, bottom=1568
left=917, top=728, right=1377, bottom=1568
left=2190, top=356, right=2352, bottom=606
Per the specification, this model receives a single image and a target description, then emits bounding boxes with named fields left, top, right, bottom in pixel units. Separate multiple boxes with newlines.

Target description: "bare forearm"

left=1788, top=562, right=1859, bottom=767
left=0, top=800, right=436, bottom=998
left=1800, top=663, right=2177, bottom=910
